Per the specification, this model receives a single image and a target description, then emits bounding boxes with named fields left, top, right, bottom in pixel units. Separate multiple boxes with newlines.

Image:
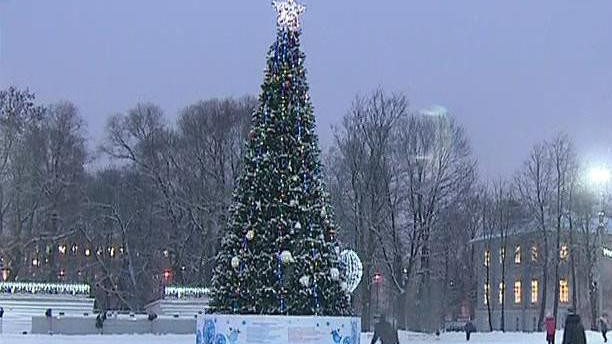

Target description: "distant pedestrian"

left=599, top=313, right=609, bottom=343
left=545, top=313, right=556, bottom=344
left=95, top=311, right=107, bottom=334
left=464, top=319, right=476, bottom=341
left=562, top=308, right=586, bottom=344
left=370, top=314, right=399, bottom=344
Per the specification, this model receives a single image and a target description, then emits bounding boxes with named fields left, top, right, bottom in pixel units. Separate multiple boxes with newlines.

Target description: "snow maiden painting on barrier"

left=197, top=1, right=360, bottom=343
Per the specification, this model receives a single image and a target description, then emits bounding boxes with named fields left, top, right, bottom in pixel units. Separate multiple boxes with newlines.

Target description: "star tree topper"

left=272, top=0, right=306, bottom=31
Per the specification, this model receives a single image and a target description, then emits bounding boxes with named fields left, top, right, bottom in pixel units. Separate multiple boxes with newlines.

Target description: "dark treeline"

left=326, top=90, right=608, bottom=332
left=0, top=87, right=606, bottom=331
left=0, top=86, right=255, bottom=311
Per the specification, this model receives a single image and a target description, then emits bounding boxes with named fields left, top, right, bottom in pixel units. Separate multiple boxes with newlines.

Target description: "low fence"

left=0, top=294, right=94, bottom=334
left=31, top=314, right=196, bottom=335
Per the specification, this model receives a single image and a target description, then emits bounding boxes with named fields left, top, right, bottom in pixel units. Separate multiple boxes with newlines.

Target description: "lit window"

left=499, top=282, right=505, bottom=304
left=560, top=279, right=569, bottom=303
left=484, top=249, right=491, bottom=267
left=531, top=245, right=538, bottom=262
left=560, top=245, right=569, bottom=260
left=500, top=247, right=506, bottom=264
left=514, top=281, right=522, bottom=304
left=531, top=280, right=539, bottom=304
left=515, top=246, right=521, bottom=264
left=484, top=283, right=491, bottom=305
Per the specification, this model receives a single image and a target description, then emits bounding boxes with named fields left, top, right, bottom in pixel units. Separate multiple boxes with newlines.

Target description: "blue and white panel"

left=196, top=314, right=360, bottom=344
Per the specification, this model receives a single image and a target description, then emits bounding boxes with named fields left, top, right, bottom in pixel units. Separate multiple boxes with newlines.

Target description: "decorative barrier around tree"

left=0, top=282, right=90, bottom=296
left=197, top=315, right=360, bottom=344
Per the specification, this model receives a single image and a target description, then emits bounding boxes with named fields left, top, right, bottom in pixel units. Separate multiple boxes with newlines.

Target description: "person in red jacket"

left=545, top=313, right=556, bottom=344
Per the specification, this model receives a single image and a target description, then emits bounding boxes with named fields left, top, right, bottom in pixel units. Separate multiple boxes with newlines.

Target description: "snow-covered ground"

left=0, top=330, right=606, bottom=344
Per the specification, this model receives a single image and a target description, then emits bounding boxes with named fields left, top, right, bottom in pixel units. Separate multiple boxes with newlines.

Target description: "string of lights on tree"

left=0, top=282, right=90, bottom=296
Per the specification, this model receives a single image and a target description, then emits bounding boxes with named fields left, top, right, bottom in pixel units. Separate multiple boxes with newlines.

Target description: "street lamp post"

left=598, top=207, right=605, bottom=316
left=373, top=272, right=383, bottom=316
left=589, top=166, right=610, bottom=322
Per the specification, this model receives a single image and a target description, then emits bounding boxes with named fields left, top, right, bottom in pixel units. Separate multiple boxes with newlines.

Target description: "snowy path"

left=0, top=330, right=605, bottom=343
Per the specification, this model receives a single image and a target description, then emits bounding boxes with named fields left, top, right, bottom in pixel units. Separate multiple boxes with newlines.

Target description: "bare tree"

left=480, top=186, right=495, bottom=332
left=329, top=90, right=475, bottom=331
left=548, top=134, right=576, bottom=322
left=83, top=168, right=162, bottom=310
left=175, top=98, right=254, bottom=282
left=0, top=88, right=44, bottom=268
left=101, top=98, right=254, bottom=294
left=492, top=179, right=524, bottom=332
left=435, top=186, right=482, bottom=329
left=572, top=172, right=601, bottom=329
left=515, top=143, right=553, bottom=329
left=566, top=159, right=579, bottom=310
left=396, top=109, right=476, bottom=330
left=329, top=89, right=407, bottom=330
left=0, top=97, right=86, bottom=283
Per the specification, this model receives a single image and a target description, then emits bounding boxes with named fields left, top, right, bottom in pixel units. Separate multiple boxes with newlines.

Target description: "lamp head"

left=589, top=166, right=610, bottom=186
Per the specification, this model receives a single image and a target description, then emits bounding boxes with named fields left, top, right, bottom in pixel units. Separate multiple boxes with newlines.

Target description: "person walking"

left=464, top=319, right=476, bottom=341
left=545, top=313, right=557, bottom=344
left=370, top=314, right=399, bottom=344
left=562, top=308, right=586, bottom=344
left=599, top=313, right=609, bottom=343
left=95, top=311, right=107, bottom=335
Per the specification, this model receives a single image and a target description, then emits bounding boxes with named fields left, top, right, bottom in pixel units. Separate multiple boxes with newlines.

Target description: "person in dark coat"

left=600, top=313, right=609, bottom=343
left=464, top=319, right=476, bottom=341
left=545, top=313, right=557, bottom=344
left=370, top=314, right=399, bottom=344
left=95, top=311, right=107, bottom=334
left=562, top=309, right=586, bottom=344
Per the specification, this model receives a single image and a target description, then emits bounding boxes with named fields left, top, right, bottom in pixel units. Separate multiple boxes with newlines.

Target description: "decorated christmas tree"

left=209, top=0, right=351, bottom=316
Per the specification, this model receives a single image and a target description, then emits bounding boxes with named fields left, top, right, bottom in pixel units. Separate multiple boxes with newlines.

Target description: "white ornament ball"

left=290, top=199, right=299, bottom=207
left=330, top=268, right=340, bottom=281
left=280, top=250, right=294, bottom=264
left=246, top=230, right=255, bottom=241
left=340, top=281, right=348, bottom=292
left=299, top=275, right=311, bottom=287
left=321, top=207, right=327, bottom=217
left=294, top=222, right=302, bottom=230
left=231, top=256, right=240, bottom=269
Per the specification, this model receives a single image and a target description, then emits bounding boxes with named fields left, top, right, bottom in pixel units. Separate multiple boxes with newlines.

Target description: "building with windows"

left=472, top=217, right=612, bottom=332
left=0, top=235, right=175, bottom=311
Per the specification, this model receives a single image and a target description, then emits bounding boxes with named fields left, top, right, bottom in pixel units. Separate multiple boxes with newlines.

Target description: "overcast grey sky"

left=1, top=0, right=611, bottom=178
